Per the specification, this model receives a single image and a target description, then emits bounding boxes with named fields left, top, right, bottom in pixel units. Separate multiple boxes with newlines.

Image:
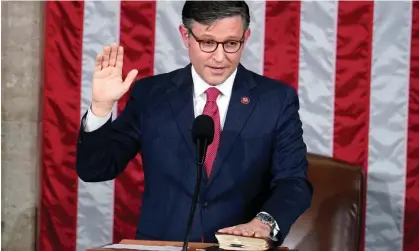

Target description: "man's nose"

left=212, top=45, right=226, bottom=62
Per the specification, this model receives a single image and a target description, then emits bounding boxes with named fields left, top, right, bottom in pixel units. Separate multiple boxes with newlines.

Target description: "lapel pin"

left=241, top=96, right=250, bottom=104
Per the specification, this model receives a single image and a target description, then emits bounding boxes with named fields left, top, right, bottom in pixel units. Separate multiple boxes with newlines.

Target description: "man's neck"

left=191, top=65, right=237, bottom=98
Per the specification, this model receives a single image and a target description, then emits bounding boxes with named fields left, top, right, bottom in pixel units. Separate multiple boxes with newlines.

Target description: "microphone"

left=192, top=115, right=214, bottom=165
left=182, top=115, right=214, bottom=251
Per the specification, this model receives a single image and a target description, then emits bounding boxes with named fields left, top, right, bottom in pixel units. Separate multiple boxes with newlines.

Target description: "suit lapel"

left=207, top=64, right=259, bottom=185
left=166, top=64, right=197, bottom=162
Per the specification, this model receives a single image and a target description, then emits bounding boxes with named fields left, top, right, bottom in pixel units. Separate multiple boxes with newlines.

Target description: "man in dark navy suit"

left=76, top=0, right=312, bottom=245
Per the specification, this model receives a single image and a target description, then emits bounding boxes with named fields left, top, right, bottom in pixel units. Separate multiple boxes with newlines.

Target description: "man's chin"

left=205, top=76, right=228, bottom=86
left=203, top=72, right=232, bottom=86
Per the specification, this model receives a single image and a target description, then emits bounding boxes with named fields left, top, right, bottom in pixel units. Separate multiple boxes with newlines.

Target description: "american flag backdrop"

left=39, top=1, right=419, bottom=251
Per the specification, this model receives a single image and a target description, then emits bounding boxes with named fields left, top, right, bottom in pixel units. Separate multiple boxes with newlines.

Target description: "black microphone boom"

left=182, top=115, right=214, bottom=251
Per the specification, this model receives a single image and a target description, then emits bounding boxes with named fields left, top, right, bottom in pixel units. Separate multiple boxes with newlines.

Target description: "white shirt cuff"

left=84, top=106, right=112, bottom=132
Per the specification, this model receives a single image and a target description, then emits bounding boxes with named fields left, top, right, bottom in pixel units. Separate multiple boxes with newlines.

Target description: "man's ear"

left=179, top=25, right=189, bottom=48
left=244, top=28, right=251, bottom=43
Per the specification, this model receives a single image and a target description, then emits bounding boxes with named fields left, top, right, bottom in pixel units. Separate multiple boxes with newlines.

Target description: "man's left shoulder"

left=248, top=70, right=297, bottom=99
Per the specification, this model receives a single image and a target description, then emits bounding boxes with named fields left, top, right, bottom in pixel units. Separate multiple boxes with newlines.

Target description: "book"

left=214, top=232, right=273, bottom=250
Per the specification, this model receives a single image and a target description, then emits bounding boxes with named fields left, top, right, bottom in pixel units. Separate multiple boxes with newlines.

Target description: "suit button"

left=203, top=201, right=208, bottom=210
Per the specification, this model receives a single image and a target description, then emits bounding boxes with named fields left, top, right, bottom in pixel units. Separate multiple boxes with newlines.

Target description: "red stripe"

left=263, top=1, right=301, bottom=90
left=39, top=1, right=84, bottom=250
left=404, top=2, right=419, bottom=251
left=332, top=2, right=374, bottom=250
left=113, top=1, right=156, bottom=243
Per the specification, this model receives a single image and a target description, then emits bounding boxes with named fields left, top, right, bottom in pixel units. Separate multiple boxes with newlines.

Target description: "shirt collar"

left=191, top=65, right=237, bottom=99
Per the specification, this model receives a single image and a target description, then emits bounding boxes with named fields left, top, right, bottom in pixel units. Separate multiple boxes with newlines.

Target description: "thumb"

left=123, top=69, right=138, bottom=89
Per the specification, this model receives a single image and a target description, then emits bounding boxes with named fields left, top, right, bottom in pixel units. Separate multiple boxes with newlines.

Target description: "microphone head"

left=192, top=115, right=214, bottom=145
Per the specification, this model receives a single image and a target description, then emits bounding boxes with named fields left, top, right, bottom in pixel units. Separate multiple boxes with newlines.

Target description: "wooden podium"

left=86, top=239, right=291, bottom=251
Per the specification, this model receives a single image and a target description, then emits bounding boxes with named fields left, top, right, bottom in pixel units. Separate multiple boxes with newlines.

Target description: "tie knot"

left=205, top=87, right=220, bottom=102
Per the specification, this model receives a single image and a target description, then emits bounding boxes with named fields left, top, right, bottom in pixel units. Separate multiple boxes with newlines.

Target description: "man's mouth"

left=208, top=66, right=227, bottom=74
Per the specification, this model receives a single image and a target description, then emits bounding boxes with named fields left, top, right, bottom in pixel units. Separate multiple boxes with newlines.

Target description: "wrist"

left=91, top=101, right=114, bottom=117
left=255, top=212, right=276, bottom=235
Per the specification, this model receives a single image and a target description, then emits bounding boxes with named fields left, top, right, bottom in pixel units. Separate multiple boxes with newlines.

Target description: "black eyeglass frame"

left=188, top=29, right=245, bottom=54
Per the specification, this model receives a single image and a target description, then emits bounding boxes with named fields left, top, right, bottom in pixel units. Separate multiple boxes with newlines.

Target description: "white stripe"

left=77, top=1, right=120, bottom=251
left=297, top=0, right=338, bottom=156
left=240, top=1, right=266, bottom=74
left=365, top=1, right=411, bottom=251
left=154, top=0, right=189, bottom=74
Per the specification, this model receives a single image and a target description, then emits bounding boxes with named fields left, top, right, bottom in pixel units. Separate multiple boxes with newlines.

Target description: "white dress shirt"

left=191, top=65, right=236, bottom=128
left=83, top=65, right=279, bottom=238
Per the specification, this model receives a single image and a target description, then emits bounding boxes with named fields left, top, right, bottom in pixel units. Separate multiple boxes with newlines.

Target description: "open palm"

left=92, top=44, right=138, bottom=105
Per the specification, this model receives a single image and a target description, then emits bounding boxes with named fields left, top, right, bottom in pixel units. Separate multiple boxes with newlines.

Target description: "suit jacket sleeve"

left=76, top=81, right=144, bottom=182
left=261, top=85, right=313, bottom=243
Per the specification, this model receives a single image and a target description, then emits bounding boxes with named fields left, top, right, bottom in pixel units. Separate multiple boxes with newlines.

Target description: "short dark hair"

left=182, top=1, right=250, bottom=31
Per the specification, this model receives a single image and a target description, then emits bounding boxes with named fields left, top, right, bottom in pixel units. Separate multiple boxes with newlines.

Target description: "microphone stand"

left=182, top=138, right=208, bottom=251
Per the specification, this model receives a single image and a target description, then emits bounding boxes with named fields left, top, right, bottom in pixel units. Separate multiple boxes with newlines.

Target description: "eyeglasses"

left=188, top=30, right=244, bottom=53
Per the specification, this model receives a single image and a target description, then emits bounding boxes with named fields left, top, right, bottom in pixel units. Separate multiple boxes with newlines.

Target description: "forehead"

left=190, top=16, right=244, bottom=40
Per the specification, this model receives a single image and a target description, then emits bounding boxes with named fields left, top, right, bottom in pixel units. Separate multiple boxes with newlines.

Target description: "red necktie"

left=202, top=87, right=221, bottom=177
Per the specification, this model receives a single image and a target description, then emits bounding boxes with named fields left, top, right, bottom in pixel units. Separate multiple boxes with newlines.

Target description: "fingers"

left=99, top=43, right=123, bottom=71
left=123, top=69, right=138, bottom=89
left=116, top=46, right=124, bottom=73
left=218, top=226, right=235, bottom=233
left=219, top=225, right=248, bottom=235
left=218, top=224, right=270, bottom=238
left=242, top=229, right=257, bottom=237
left=102, top=45, right=111, bottom=68
left=95, top=53, right=103, bottom=72
left=109, top=43, right=118, bottom=67
left=233, top=228, right=253, bottom=236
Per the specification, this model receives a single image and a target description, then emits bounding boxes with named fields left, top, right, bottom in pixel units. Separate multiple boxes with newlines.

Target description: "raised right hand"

left=91, top=43, right=138, bottom=117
